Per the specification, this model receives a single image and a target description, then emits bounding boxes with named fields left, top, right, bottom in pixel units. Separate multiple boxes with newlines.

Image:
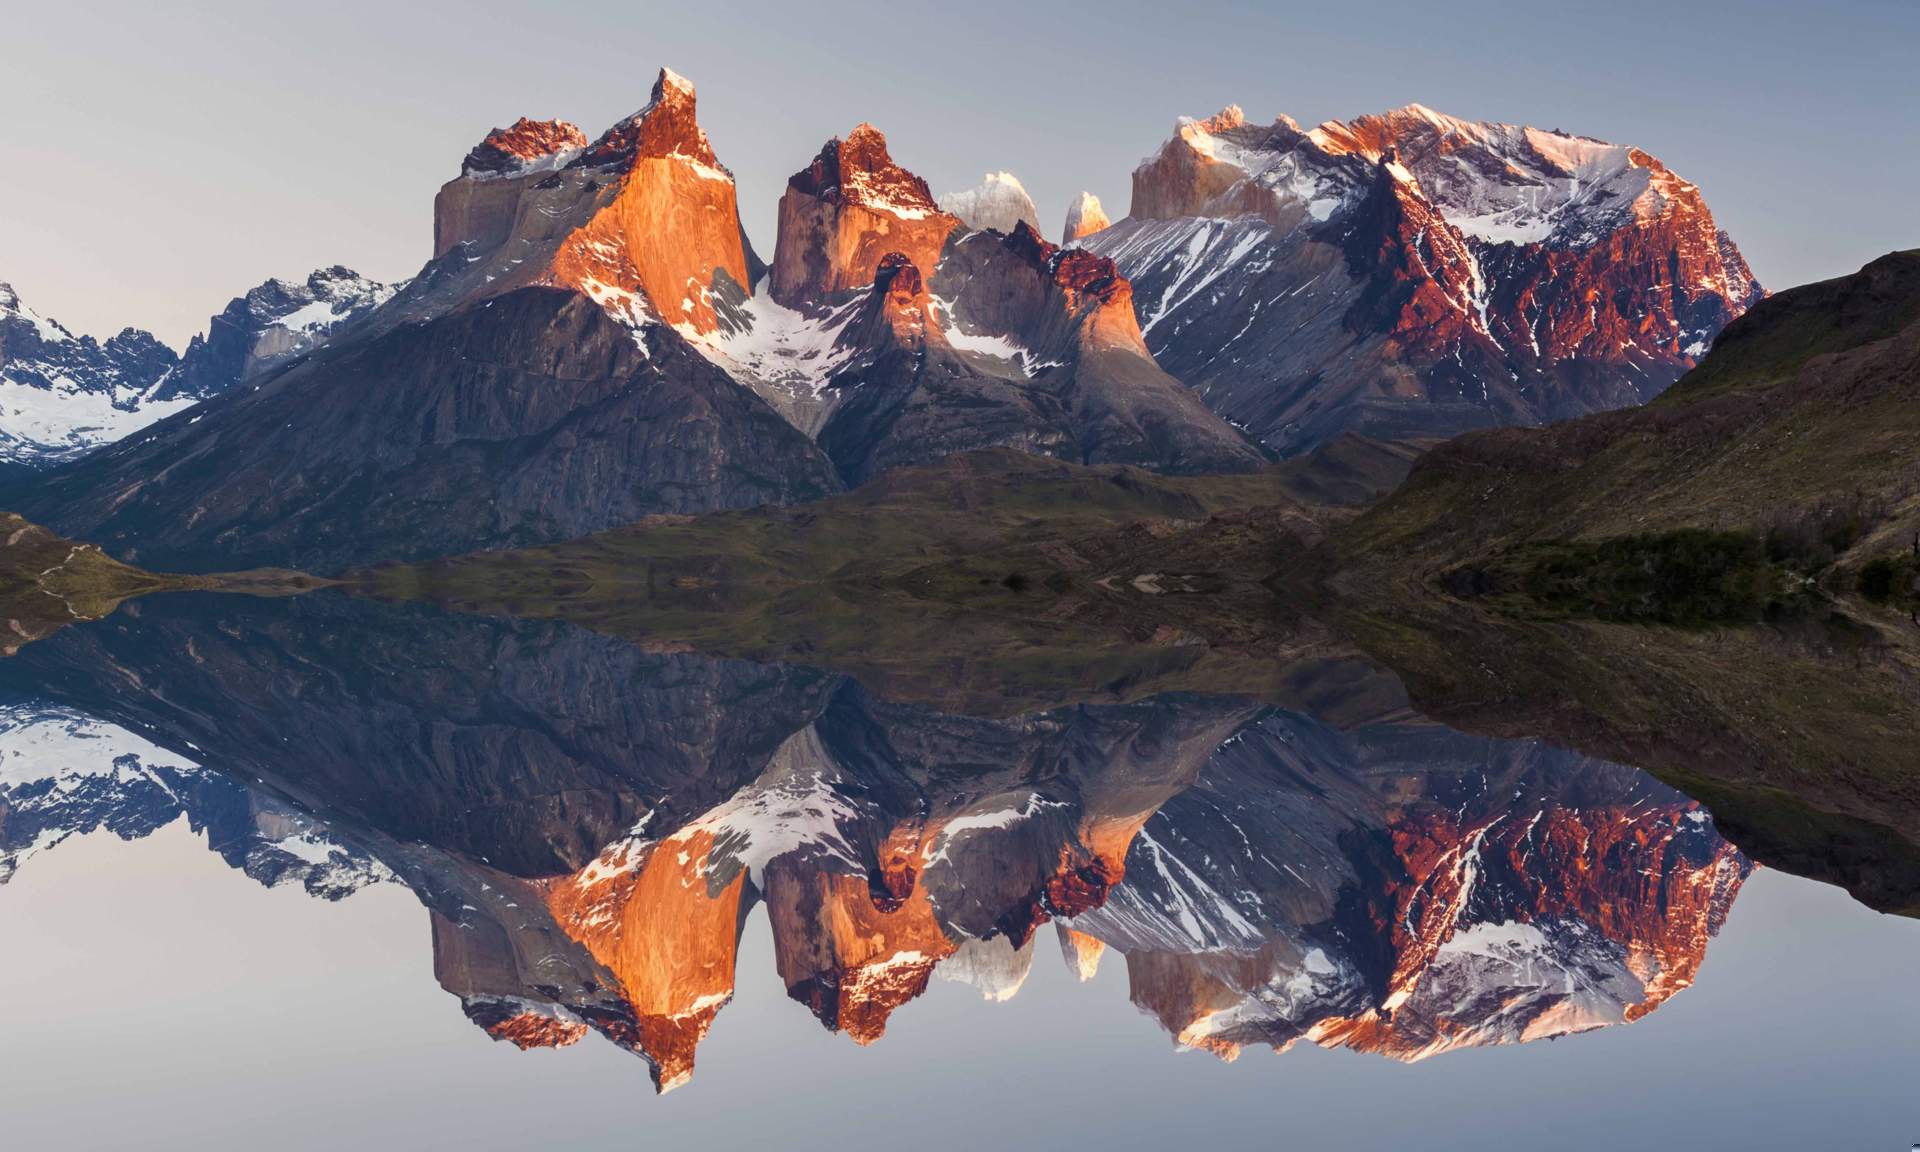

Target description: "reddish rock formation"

left=462, top=117, right=589, bottom=176
left=1339, top=152, right=1496, bottom=357
left=938, top=221, right=1151, bottom=361
left=763, top=861, right=956, bottom=1045
left=423, top=67, right=753, bottom=337
left=837, top=251, right=940, bottom=352
left=470, top=1003, right=591, bottom=1050
left=770, top=124, right=959, bottom=308
left=541, top=827, right=749, bottom=1091
left=545, top=69, right=753, bottom=335
left=1085, top=101, right=1763, bottom=453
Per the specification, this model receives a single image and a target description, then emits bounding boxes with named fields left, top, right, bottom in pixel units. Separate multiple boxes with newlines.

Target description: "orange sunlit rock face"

left=763, top=861, right=956, bottom=1045
left=542, top=827, right=749, bottom=1091
left=428, top=68, right=752, bottom=338
left=770, top=124, right=959, bottom=308
left=544, top=69, right=752, bottom=336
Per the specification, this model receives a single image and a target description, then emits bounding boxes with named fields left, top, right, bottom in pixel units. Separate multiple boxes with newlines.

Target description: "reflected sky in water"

left=1, top=821, right=1913, bottom=1151
left=0, top=587, right=1916, bottom=1150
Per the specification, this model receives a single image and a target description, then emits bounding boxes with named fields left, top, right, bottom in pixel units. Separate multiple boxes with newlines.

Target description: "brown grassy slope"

left=0, top=512, right=330, bottom=655
left=1334, top=250, right=1920, bottom=577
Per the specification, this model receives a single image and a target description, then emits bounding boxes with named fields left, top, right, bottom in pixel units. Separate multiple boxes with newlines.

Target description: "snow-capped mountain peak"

left=1083, top=99, right=1762, bottom=454
left=164, top=265, right=400, bottom=401
left=1062, top=191, right=1111, bottom=243
left=0, top=280, right=188, bottom=466
left=937, top=171, right=1040, bottom=235
left=0, top=282, right=74, bottom=343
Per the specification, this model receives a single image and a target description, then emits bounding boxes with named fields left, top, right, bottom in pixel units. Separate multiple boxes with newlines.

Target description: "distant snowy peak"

left=1062, top=191, right=1111, bottom=243
left=938, top=171, right=1040, bottom=236
left=167, top=265, right=400, bottom=401
left=1310, top=103, right=1706, bottom=249
left=0, top=701, right=392, bottom=897
left=1, top=281, right=73, bottom=343
left=1135, top=100, right=1747, bottom=259
left=1089, top=99, right=1763, bottom=454
left=1132, top=106, right=1362, bottom=230
left=0, top=280, right=185, bottom=466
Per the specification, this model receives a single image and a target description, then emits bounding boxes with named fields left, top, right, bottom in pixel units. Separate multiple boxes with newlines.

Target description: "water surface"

left=0, top=588, right=1914, bottom=1149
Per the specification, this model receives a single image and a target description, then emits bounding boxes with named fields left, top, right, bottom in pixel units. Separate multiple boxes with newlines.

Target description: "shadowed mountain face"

left=0, top=588, right=1755, bottom=1093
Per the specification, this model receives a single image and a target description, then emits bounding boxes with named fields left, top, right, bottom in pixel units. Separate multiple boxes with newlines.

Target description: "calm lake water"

left=1, top=591, right=1914, bottom=1150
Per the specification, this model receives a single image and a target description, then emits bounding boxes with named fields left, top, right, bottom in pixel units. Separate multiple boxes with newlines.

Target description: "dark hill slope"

left=2, top=289, right=841, bottom=573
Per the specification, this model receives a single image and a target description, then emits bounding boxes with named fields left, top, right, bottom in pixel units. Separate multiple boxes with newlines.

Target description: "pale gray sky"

left=2, top=820, right=1916, bottom=1149
left=4, top=0, right=1916, bottom=347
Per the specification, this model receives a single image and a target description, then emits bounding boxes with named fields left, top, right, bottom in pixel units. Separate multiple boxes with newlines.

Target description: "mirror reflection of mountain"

left=0, top=589, right=1746, bottom=1092
left=1320, top=252, right=1920, bottom=915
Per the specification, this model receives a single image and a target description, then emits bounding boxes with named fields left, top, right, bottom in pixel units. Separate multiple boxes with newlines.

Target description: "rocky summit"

left=1085, top=102, right=1761, bottom=452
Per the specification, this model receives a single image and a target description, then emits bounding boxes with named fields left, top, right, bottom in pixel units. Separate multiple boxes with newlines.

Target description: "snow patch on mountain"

left=0, top=281, right=186, bottom=466
left=674, top=726, right=861, bottom=882
left=685, top=280, right=860, bottom=395
left=927, top=295, right=1040, bottom=375
left=0, top=700, right=393, bottom=895
left=0, top=377, right=195, bottom=466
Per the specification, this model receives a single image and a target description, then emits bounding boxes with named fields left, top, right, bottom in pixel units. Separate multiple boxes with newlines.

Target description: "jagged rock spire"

left=1062, top=191, right=1111, bottom=243
left=770, top=124, right=958, bottom=308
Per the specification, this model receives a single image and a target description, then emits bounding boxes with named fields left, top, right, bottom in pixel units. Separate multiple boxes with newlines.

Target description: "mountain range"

left=1, top=69, right=1758, bottom=571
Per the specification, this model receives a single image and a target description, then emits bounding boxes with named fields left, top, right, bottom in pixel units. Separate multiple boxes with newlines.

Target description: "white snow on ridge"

left=1309, top=105, right=1662, bottom=249
left=0, top=702, right=195, bottom=790
left=671, top=727, right=860, bottom=882
left=0, top=376, right=196, bottom=466
left=923, top=792, right=1068, bottom=865
left=681, top=279, right=861, bottom=403
left=0, top=284, right=72, bottom=343
left=1161, top=102, right=1682, bottom=253
left=276, top=298, right=348, bottom=334
left=927, top=295, right=1041, bottom=374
